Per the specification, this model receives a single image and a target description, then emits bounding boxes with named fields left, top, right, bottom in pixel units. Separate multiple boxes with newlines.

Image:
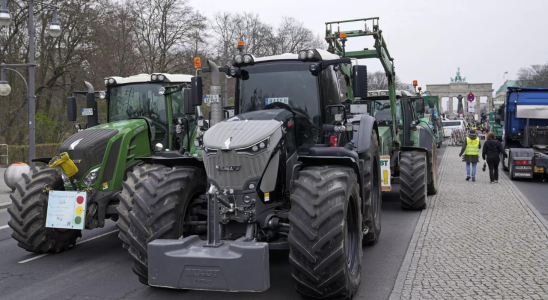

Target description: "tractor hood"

left=202, top=109, right=291, bottom=191
left=59, top=119, right=149, bottom=182
left=203, top=109, right=292, bottom=150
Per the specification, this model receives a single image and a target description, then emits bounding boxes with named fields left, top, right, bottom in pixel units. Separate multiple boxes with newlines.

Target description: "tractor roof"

left=253, top=49, right=340, bottom=63
left=368, top=90, right=414, bottom=98
left=106, top=73, right=193, bottom=85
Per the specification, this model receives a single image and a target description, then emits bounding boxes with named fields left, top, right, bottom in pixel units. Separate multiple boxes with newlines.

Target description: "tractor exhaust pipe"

left=84, top=81, right=99, bottom=127
left=207, top=60, right=224, bottom=127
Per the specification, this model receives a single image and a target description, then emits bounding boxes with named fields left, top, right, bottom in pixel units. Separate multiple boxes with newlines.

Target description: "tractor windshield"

left=238, top=61, right=321, bottom=147
left=108, top=83, right=169, bottom=124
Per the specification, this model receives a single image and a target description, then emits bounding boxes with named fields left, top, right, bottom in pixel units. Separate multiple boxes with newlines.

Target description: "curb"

left=388, top=143, right=450, bottom=300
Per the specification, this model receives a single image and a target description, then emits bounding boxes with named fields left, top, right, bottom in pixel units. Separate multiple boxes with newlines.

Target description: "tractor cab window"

left=372, top=99, right=402, bottom=126
left=238, top=61, right=320, bottom=149
left=108, top=83, right=169, bottom=147
left=171, top=90, right=185, bottom=118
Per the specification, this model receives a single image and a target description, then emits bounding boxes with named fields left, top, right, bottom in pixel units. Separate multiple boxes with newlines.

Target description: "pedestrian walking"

left=459, top=129, right=482, bottom=182
left=482, top=132, right=507, bottom=183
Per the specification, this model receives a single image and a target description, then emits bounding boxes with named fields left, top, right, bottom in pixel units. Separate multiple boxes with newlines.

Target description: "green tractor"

left=488, top=109, right=503, bottom=140
left=7, top=73, right=203, bottom=253
left=421, top=93, right=444, bottom=148
left=325, top=18, right=439, bottom=210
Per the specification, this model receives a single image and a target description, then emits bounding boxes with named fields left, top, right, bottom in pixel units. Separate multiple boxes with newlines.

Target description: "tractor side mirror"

left=67, top=96, right=77, bottom=122
left=415, top=98, right=425, bottom=114
left=428, top=99, right=435, bottom=108
left=352, top=65, right=368, bottom=98
left=494, top=114, right=501, bottom=124
left=191, top=76, right=203, bottom=106
left=183, top=88, right=196, bottom=115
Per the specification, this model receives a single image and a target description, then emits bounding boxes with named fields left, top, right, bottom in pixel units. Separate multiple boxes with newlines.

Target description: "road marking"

left=0, top=225, right=9, bottom=230
left=18, top=229, right=119, bottom=264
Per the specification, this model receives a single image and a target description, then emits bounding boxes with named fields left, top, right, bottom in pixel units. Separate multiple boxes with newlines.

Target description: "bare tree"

left=130, top=0, right=205, bottom=73
left=368, top=71, right=401, bottom=91
left=517, top=63, right=548, bottom=88
left=275, top=17, right=325, bottom=54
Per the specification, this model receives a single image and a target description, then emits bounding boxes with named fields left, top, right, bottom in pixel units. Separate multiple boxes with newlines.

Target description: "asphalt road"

left=0, top=145, right=448, bottom=300
left=501, top=165, right=548, bottom=222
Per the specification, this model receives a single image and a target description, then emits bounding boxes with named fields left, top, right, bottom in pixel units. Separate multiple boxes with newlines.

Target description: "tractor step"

left=148, top=235, right=270, bottom=292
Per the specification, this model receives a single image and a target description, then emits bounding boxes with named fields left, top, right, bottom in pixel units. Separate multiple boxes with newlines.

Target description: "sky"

left=191, top=0, right=548, bottom=96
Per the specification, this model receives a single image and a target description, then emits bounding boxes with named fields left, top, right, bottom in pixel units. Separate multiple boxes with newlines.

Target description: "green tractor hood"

left=59, top=119, right=152, bottom=190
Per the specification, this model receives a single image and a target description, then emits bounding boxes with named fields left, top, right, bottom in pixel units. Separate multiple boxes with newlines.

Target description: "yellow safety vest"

left=464, top=137, right=480, bottom=155
left=472, top=124, right=477, bottom=130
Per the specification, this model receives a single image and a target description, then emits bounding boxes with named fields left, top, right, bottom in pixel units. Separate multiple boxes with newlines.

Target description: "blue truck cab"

left=500, top=87, right=548, bottom=180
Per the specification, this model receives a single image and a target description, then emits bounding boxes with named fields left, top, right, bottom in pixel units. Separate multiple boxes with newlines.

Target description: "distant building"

left=397, top=83, right=415, bottom=93
left=494, top=80, right=520, bottom=108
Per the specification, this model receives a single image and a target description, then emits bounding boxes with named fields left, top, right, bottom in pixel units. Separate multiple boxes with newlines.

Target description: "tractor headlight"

left=158, top=86, right=166, bottom=95
left=157, top=74, right=165, bottom=81
left=151, top=74, right=158, bottom=81
left=108, top=78, right=116, bottom=85
left=234, top=54, right=244, bottom=65
left=82, top=167, right=101, bottom=187
left=297, top=49, right=321, bottom=61
left=197, top=119, right=204, bottom=127
left=243, top=54, right=253, bottom=64
left=99, top=91, right=106, bottom=99
left=104, top=79, right=108, bottom=86
left=236, top=137, right=270, bottom=155
left=155, top=143, right=164, bottom=151
left=61, top=172, right=71, bottom=186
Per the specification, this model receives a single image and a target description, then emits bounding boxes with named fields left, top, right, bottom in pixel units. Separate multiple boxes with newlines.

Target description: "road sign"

left=467, top=92, right=475, bottom=102
left=46, top=190, right=87, bottom=230
left=204, top=94, right=220, bottom=104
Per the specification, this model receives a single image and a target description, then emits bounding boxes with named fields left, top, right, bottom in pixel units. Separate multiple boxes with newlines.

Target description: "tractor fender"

left=353, top=115, right=380, bottom=155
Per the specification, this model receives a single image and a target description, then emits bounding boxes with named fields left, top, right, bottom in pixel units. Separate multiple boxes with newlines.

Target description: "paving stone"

left=394, top=146, right=548, bottom=299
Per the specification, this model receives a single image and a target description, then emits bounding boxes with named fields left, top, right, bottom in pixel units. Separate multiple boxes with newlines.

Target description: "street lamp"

left=0, top=0, right=62, bottom=167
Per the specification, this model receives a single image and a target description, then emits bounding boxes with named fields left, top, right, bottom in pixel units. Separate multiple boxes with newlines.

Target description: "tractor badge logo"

left=216, top=165, right=241, bottom=171
left=222, top=137, right=232, bottom=150
left=69, top=138, right=83, bottom=150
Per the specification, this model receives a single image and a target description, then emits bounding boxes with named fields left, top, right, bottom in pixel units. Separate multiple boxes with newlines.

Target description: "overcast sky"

left=192, top=0, right=548, bottom=95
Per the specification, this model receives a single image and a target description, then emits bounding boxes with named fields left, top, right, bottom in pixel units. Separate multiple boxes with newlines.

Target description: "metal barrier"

left=0, top=144, right=8, bottom=166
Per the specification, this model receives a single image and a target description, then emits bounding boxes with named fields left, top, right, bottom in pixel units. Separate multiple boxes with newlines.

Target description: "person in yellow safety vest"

left=459, top=129, right=482, bottom=182
left=472, top=123, right=477, bottom=131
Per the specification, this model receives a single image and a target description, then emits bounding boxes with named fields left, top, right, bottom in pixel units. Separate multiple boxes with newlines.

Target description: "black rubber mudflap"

left=148, top=235, right=270, bottom=292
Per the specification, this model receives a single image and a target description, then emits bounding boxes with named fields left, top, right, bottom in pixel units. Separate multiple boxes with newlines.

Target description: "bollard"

left=3, top=162, right=30, bottom=191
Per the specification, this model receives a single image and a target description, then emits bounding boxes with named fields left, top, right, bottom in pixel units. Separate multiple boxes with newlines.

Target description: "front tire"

left=127, top=165, right=206, bottom=284
left=117, top=163, right=155, bottom=250
left=362, top=130, right=382, bottom=245
left=8, top=166, right=81, bottom=253
left=399, top=151, right=428, bottom=210
left=289, top=166, right=362, bottom=299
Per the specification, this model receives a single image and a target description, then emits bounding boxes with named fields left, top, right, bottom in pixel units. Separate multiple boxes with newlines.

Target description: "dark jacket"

left=459, top=133, right=482, bottom=163
left=482, top=139, right=507, bottom=160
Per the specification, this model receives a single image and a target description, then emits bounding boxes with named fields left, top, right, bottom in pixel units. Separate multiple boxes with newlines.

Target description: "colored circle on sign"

left=76, top=196, right=84, bottom=204
left=75, top=216, right=82, bottom=224
left=468, top=92, right=475, bottom=102
left=76, top=206, right=84, bottom=215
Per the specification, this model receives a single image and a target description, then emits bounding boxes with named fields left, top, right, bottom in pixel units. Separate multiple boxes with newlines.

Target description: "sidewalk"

left=0, top=168, right=12, bottom=209
left=391, top=146, right=548, bottom=299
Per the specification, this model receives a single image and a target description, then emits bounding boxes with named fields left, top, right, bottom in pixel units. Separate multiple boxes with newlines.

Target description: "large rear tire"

left=8, top=166, right=81, bottom=253
left=127, top=165, right=206, bottom=284
left=116, top=163, right=156, bottom=250
left=289, top=166, right=362, bottom=299
left=399, top=151, right=428, bottom=210
left=362, top=130, right=382, bottom=245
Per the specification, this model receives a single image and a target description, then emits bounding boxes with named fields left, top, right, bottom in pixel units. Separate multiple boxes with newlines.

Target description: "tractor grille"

left=59, top=129, right=119, bottom=180
left=203, top=149, right=273, bottom=190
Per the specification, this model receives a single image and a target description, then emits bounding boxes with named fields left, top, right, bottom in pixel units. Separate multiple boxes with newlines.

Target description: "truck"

left=7, top=73, right=203, bottom=253
left=499, top=87, right=548, bottom=181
